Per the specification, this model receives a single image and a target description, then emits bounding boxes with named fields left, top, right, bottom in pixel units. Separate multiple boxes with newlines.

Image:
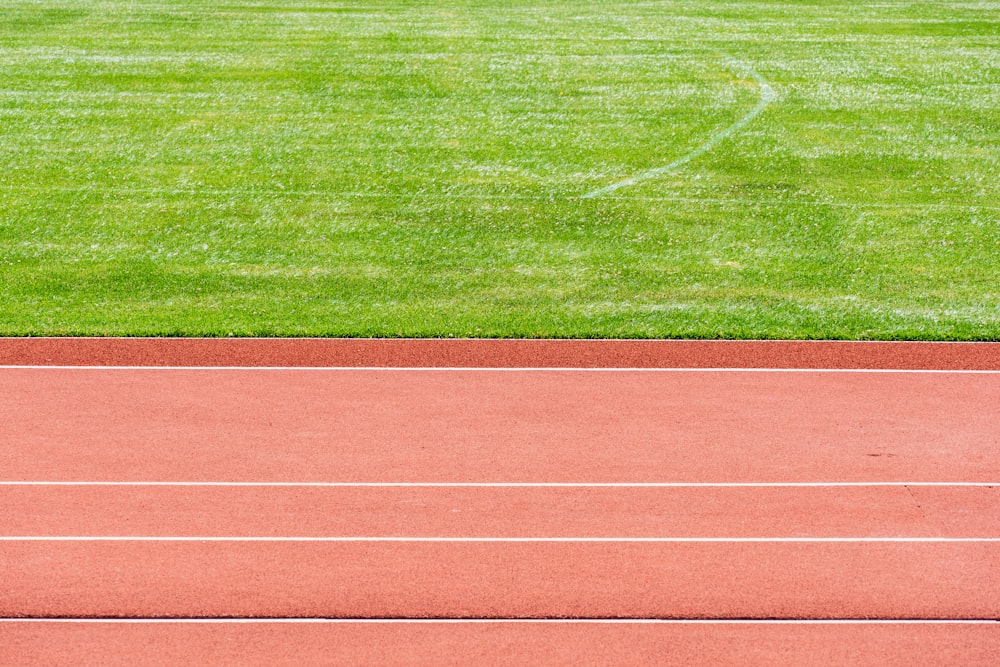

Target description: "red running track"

left=2, top=368, right=997, bottom=483
left=4, top=621, right=999, bottom=666
left=1, top=340, right=998, bottom=662
left=2, top=337, right=999, bottom=369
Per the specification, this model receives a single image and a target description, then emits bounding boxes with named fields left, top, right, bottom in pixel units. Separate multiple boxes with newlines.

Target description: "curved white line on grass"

left=582, top=54, right=776, bottom=199
left=4, top=184, right=1000, bottom=211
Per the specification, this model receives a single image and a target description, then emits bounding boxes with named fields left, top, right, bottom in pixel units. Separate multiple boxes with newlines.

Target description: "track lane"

left=3, top=357, right=997, bottom=623
left=3, top=541, right=998, bottom=618
left=3, top=485, right=998, bottom=538
left=5, top=620, right=999, bottom=666
left=3, top=368, right=997, bottom=483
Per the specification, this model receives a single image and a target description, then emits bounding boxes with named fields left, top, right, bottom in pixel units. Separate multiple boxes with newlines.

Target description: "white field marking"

left=1, top=366, right=998, bottom=374
left=581, top=54, right=777, bottom=199
left=3, top=184, right=998, bottom=211
left=1, top=619, right=996, bottom=625
left=1, top=482, right=996, bottom=488
left=3, top=537, right=997, bottom=543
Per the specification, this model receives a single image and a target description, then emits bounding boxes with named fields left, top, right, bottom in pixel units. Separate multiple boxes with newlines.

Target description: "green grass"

left=2, top=0, right=998, bottom=339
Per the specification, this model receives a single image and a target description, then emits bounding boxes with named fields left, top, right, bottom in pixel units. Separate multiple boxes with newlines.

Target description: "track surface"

left=2, top=339, right=998, bottom=664
left=3, top=337, right=999, bottom=369
left=5, top=621, right=999, bottom=666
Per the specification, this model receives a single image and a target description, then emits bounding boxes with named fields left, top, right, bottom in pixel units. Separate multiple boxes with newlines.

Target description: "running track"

left=2, top=339, right=998, bottom=665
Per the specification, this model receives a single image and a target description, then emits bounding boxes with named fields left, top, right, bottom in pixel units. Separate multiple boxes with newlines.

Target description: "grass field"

left=2, top=0, right=998, bottom=339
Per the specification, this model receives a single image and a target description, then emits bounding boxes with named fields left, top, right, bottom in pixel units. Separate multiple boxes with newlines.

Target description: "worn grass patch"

left=2, top=0, right=998, bottom=338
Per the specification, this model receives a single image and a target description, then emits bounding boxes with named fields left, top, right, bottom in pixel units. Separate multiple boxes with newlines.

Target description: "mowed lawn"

left=2, top=0, right=998, bottom=339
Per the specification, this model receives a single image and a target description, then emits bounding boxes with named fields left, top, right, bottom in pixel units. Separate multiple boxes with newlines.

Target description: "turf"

left=2, top=0, right=998, bottom=339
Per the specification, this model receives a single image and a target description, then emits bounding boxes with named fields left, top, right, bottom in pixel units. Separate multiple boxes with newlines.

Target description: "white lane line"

left=1, top=366, right=997, bottom=373
left=2, top=618, right=997, bottom=624
left=581, top=54, right=776, bottom=199
left=3, top=537, right=997, bottom=542
left=1, top=482, right=995, bottom=488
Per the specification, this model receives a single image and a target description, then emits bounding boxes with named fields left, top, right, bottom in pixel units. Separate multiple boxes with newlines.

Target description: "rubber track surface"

left=2, top=339, right=997, bottom=664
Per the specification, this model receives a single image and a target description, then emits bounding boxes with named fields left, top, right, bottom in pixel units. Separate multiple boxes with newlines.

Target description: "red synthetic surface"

left=3, top=339, right=998, bottom=661
left=4, top=621, right=1000, bottom=666
left=5, top=485, right=998, bottom=537
left=2, top=337, right=999, bottom=369
left=3, top=368, right=997, bottom=483
left=4, top=542, right=999, bottom=618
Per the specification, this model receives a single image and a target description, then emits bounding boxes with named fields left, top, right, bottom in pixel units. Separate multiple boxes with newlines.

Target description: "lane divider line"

left=2, top=618, right=997, bottom=624
left=3, top=537, right=997, bottom=542
left=2, top=482, right=996, bottom=488
left=2, top=366, right=998, bottom=373
left=581, top=54, right=776, bottom=199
